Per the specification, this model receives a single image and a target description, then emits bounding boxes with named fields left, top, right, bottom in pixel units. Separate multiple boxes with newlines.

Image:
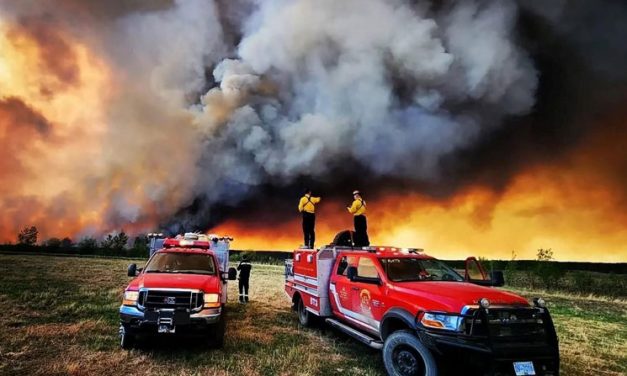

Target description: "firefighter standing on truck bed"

left=237, top=255, right=252, bottom=303
left=298, top=188, right=321, bottom=249
left=348, top=190, right=370, bottom=247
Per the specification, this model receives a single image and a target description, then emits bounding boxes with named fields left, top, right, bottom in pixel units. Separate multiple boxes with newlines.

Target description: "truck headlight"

left=420, top=312, right=464, bottom=332
left=123, top=290, right=139, bottom=306
left=203, top=293, right=221, bottom=308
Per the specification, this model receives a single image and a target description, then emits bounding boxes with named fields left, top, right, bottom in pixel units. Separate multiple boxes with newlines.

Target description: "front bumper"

left=419, top=331, right=559, bottom=375
left=417, top=306, right=560, bottom=375
left=120, top=305, right=222, bottom=334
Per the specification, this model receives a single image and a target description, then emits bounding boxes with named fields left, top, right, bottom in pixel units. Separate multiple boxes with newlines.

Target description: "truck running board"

left=325, top=318, right=383, bottom=350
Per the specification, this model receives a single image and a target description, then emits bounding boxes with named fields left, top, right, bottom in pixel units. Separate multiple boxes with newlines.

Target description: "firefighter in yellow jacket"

left=347, top=190, right=370, bottom=246
left=298, top=188, right=321, bottom=248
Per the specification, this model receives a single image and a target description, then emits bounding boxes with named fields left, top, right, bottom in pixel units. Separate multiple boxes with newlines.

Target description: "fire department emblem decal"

left=360, top=289, right=371, bottom=312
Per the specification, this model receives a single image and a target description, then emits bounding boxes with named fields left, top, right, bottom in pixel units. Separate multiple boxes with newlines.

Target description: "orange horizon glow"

left=211, top=131, right=627, bottom=263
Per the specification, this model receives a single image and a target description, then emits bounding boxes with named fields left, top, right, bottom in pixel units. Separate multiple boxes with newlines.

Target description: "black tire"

left=208, top=316, right=226, bottom=348
left=383, top=330, right=438, bottom=376
left=297, top=297, right=313, bottom=327
left=119, top=325, right=135, bottom=350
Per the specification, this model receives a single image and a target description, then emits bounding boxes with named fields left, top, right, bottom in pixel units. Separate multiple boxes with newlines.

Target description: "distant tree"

left=536, top=248, right=554, bottom=261
left=17, top=226, right=38, bottom=245
left=504, top=250, right=520, bottom=285
left=101, top=231, right=129, bottom=251
left=61, top=237, right=73, bottom=248
left=45, top=237, right=62, bottom=248
left=114, top=231, right=129, bottom=250
left=132, top=235, right=148, bottom=251
left=534, top=248, right=564, bottom=290
left=78, top=237, right=98, bottom=250
left=100, top=234, right=115, bottom=249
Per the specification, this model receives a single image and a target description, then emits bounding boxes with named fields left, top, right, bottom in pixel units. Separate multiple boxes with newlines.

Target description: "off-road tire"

left=297, top=297, right=313, bottom=327
left=208, top=316, right=226, bottom=348
left=119, top=325, right=135, bottom=350
left=383, top=330, right=437, bottom=376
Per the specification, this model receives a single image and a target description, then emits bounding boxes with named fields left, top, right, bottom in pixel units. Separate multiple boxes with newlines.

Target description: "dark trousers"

left=354, top=215, right=370, bottom=247
left=302, top=212, right=316, bottom=249
left=239, top=278, right=249, bottom=302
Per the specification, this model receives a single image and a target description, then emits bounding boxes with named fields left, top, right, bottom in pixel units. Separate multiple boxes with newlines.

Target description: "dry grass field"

left=0, top=254, right=625, bottom=375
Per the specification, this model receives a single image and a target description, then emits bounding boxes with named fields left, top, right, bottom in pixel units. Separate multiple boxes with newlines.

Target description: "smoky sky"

left=176, top=0, right=627, bottom=233
left=1, top=0, right=626, bottom=237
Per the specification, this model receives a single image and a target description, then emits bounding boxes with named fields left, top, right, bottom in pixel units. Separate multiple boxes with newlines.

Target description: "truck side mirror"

left=347, top=266, right=357, bottom=281
left=489, top=270, right=505, bottom=287
left=228, top=267, right=237, bottom=281
left=127, top=263, right=137, bottom=277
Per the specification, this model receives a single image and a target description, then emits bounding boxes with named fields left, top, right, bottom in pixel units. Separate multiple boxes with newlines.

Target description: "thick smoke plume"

left=1, top=0, right=626, bottom=256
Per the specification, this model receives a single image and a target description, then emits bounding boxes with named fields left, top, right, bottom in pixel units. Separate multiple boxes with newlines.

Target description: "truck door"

left=330, top=255, right=357, bottom=318
left=464, top=257, right=488, bottom=281
left=211, top=239, right=231, bottom=304
left=348, top=255, right=385, bottom=333
left=465, top=257, right=505, bottom=286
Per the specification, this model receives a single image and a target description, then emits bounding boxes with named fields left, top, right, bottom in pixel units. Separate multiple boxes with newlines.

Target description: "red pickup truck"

left=285, top=231, right=559, bottom=376
left=120, top=233, right=236, bottom=349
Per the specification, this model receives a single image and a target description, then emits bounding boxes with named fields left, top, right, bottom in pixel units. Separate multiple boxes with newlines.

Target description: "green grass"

left=0, top=254, right=625, bottom=375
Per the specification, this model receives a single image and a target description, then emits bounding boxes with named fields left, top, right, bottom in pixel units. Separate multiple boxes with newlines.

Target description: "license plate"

left=158, top=324, right=175, bottom=334
left=513, top=361, right=536, bottom=376
left=146, top=310, right=190, bottom=326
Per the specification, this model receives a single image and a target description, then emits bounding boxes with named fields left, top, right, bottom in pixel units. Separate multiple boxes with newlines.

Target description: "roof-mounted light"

left=163, top=238, right=210, bottom=249
left=533, top=297, right=546, bottom=308
left=402, top=248, right=424, bottom=254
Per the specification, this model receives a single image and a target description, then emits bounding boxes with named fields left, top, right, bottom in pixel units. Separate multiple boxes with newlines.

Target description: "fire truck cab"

left=119, top=233, right=236, bottom=349
left=285, top=231, right=559, bottom=376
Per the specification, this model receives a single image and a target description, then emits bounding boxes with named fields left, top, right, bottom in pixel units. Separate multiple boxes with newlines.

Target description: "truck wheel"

left=119, top=325, right=135, bottom=350
left=383, top=330, right=437, bottom=376
left=208, top=316, right=226, bottom=348
left=297, top=298, right=313, bottom=327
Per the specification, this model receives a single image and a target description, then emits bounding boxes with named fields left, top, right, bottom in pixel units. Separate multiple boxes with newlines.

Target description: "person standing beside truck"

left=347, top=190, right=370, bottom=246
left=237, top=255, right=252, bottom=303
left=298, top=188, right=321, bottom=249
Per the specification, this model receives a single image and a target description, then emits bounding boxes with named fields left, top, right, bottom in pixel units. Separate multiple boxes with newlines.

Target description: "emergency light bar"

left=208, top=234, right=234, bottom=242
left=162, top=233, right=234, bottom=249
left=163, top=238, right=210, bottom=249
left=358, top=246, right=424, bottom=253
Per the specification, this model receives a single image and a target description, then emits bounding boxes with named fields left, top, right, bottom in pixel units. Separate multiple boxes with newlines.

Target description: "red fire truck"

left=285, top=231, right=559, bottom=376
left=120, top=233, right=236, bottom=349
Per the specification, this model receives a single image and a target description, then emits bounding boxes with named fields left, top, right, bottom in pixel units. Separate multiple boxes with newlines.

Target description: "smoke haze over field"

left=1, top=0, right=626, bottom=261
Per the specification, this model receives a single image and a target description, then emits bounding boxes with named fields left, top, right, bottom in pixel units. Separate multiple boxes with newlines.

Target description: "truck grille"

left=139, top=290, right=203, bottom=311
left=464, top=308, right=546, bottom=341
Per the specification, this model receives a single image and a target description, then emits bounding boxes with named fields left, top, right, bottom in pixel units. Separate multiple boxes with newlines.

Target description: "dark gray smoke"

left=1, top=0, right=626, bottom=237
left=175, top=0, right=539, bottom=229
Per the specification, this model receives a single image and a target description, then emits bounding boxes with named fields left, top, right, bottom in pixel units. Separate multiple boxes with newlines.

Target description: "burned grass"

left=0, top=254, right=625, bottom=375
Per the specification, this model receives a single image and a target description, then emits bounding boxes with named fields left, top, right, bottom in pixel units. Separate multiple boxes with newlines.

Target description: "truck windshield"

left=380, top=258, right=464, bottom=282
left=145, top=253, right=216, bottom=275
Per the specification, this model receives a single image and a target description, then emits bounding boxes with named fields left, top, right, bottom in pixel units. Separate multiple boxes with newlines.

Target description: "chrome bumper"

left=120, top=305, right=222, bottom=325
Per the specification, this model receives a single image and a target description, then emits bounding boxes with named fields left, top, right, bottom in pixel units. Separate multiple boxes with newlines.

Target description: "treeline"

left=5, top=225, right=149, bottom=258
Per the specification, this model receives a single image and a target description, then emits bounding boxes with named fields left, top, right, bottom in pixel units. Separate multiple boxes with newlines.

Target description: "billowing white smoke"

left=0, top=0, right=538, bottom=235
left=184, top=0, right=536, bottom=225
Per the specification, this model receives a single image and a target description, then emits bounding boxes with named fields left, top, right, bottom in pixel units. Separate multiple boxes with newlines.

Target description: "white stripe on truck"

left=329, top=284, right=380, bottom=332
